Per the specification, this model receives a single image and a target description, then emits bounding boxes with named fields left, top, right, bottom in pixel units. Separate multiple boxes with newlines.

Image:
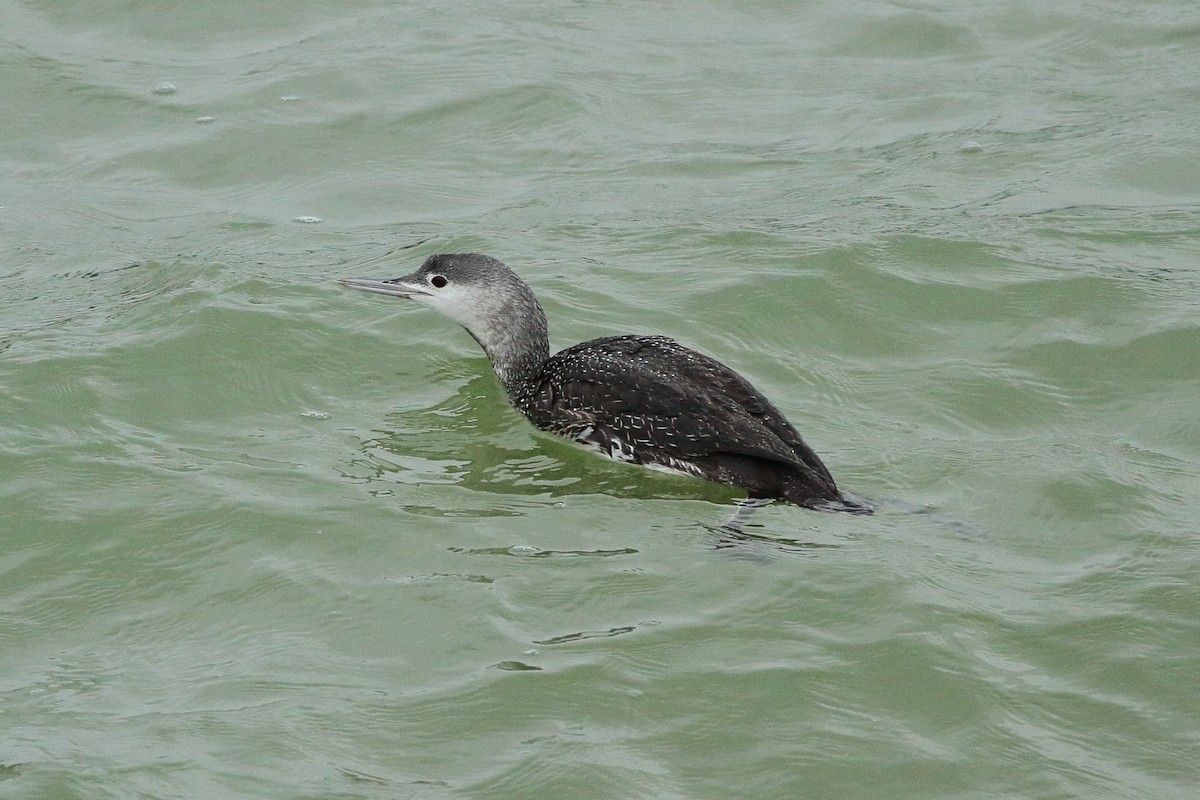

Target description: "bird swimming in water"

left=339, top=253, right=870, bottom=513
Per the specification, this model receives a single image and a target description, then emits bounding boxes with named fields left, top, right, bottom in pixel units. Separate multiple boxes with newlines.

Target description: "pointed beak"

left=337, top=276, right=428, bottom=299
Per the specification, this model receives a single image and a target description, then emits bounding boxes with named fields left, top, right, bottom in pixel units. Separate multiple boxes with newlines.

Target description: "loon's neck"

left=462, top=284, right=550, bottom=399
left=486, top=332, right=549, bottom=399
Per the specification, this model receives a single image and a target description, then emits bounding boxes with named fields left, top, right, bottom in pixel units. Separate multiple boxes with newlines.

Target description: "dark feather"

left=513, top=334, right=843, bottom=507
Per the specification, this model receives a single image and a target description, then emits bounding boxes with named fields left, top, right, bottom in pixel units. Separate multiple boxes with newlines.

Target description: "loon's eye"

left=430, top=274, right=448, bottom=288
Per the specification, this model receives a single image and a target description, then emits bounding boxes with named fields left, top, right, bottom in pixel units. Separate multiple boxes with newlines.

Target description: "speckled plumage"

left=339, top=253, right=868, bottom=513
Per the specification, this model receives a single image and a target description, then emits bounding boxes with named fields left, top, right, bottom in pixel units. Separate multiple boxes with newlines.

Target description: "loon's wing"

left=520, top=335, right=833, bottom=483
left=615, top=335, right=837, bottom=483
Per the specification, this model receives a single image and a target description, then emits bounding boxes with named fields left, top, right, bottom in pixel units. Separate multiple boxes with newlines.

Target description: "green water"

left=3, top=1, right=1198, bottom=798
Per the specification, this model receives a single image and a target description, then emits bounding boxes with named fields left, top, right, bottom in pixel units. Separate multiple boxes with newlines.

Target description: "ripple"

left=4, top=2, right=1199, bottom=798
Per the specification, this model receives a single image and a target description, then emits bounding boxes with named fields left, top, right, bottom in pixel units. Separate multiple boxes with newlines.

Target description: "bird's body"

left=340, top=253, right=868, bottom=513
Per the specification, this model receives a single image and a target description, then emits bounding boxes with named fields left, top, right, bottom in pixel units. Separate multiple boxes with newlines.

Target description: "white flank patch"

left=565, top=429, right=703, bottom=480
left=644, top=460, right=703, bottom=479
left=608, top=437, right=636, bottom=463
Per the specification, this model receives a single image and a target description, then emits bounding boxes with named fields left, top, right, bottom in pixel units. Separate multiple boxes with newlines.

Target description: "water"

left=2, top=1, right=1198, bottom=797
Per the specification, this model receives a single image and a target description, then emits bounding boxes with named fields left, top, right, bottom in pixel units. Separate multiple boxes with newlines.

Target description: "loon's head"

left=339, top=253, right=550, bottom=390
left=339, top=253, right=509, bottom=326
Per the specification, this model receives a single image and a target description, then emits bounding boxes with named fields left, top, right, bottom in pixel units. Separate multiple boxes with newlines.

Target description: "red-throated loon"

left=339, top=253, right=870, bottom=513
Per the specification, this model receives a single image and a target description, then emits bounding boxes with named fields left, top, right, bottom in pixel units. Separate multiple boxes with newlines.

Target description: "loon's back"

left=513, top=334, right=857, bottom=510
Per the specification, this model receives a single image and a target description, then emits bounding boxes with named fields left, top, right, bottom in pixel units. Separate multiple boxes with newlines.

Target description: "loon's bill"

left=338, top=277, right=427, bottom=299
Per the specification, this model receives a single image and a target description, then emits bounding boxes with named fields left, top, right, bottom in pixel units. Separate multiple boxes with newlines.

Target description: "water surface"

left=2, top=1, right=1199, bottom=798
